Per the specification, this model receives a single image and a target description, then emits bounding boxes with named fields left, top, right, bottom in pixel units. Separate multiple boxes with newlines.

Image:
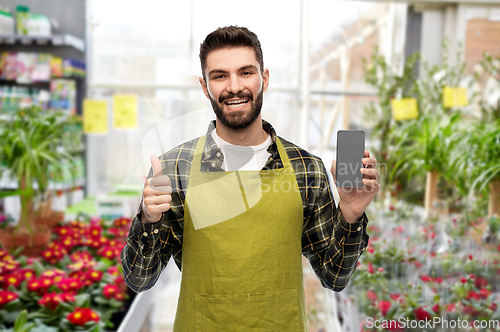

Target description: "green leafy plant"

left=0, top=106, right=75, bottom=233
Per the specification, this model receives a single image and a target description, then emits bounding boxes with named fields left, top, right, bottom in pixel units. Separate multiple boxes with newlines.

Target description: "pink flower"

left=367, top=263, right=374, bottom=274
left=377, top=267, right=384, bottom=273
left=367, top=247, right=374, bottom=254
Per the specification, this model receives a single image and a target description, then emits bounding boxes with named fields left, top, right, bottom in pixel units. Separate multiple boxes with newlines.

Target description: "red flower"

left=389, top=293, right=401, bottom=300
left=432, top=303, right=440, bottom=313
left=0, top=290, right=18, bottom=307
left=414, top=307, right=431, bottom=321
left=87, top=225, right=102, bottom=239
left=366, top=290, right=377, bottom=302
left=58, top=277, right=83, bottom=294
left=460, top=277, right=468, bottom=283
left=462, top=305, right=479, bottom=316
left=478, top=288, right=490, bottom=299
left=466, top=291, right=481, bottom=301
left=377, top=300, right=391, bottom=316
left=114, top=217, right=131, bottom=227
left=86, top=269, right=103, bottom=283
left=490, top=302, right=498, bottom=312
left=67, top=307, right=100, bottom=326
left=446, top=303, right=456, bottom=312
left=367, top=247, right=374, bottom=254
left=389, top=205, right=395, bottom=211
left=433, top=277, right=443, bottom=284
left=5, top=274, right=21, bottom=288
left=468, top=254, right=473, bottom=261
left=394, top=226, right=404, bottom=233
left=419, top=276, right=432, bottom=282
left=108, top=266, right=120, bottom=277
left=60, top=292, right=76, bottom=303
left=103, top=284, right=120, bottom=299
left=474, top=277, right=488, bottom=289
left=367, top=262, right=374, bottom=274
left=38, top=292, right=61, bottom=311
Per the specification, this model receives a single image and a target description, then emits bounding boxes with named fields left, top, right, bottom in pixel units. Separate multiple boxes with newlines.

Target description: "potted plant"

left=0, top=106, right=74, bottom=256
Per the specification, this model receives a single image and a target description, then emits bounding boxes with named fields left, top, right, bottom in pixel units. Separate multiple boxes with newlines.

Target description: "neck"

left=215, top=116, right=268, bottom=146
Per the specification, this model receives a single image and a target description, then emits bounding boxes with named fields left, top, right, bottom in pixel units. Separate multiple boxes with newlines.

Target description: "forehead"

left=205, top=47, right=260, bottom=73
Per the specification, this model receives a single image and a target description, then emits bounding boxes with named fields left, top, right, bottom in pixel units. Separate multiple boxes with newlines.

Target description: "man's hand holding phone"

left=141, top=155, right=173, bottom=224
left=331, top=130, right=380, bottom=223
left=331, top=150, right=379, bottom=223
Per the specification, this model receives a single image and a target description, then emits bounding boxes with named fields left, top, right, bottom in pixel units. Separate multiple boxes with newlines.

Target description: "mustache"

left=219, top=91, right=253, bottom=104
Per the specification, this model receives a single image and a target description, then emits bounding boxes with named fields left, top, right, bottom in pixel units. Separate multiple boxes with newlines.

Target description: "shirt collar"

left=201, top=119, right=279, bottom=168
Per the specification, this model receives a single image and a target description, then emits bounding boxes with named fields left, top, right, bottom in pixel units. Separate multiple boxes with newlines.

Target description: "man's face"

left=199, top=47, right=269, bottom=130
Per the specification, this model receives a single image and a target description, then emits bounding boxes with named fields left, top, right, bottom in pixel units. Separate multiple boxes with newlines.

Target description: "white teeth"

left=226, top=99, right=248, bottom=105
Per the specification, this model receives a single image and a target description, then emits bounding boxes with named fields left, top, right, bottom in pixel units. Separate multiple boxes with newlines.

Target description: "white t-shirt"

left=211, top=129, right=272, bottom=171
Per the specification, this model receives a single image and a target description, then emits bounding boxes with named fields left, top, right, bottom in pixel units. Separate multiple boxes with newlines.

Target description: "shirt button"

left=211, top=162, right=216, bottom=168
left=357, top=226, right=362, bottom=231
left=206, top=154, right=210, bottom=158
left=153, top=229, right=159, bottom=234
left=216, top=151, right=221, bottom=157
left=143, top=256, right=146, bottom=259
left=143, top=232, right=148, bottom=237
left=269, top=157, right=273, bottom=161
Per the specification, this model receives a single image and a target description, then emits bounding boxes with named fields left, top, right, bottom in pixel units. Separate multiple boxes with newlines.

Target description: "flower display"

left=0, top=216, right=132, bottom=331
left=350, top=201, right=500, bottom=332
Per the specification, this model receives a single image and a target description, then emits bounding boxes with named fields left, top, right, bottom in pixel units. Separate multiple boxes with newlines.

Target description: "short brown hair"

left=199, top=26, right=264, bottom=80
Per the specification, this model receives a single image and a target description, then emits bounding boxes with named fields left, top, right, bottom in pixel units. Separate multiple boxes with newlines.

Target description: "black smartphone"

left=336, top=130, right=365, bottom=188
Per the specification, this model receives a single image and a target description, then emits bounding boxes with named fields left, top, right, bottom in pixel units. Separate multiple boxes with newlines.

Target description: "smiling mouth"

left=224, top=99, right=250, bottom=109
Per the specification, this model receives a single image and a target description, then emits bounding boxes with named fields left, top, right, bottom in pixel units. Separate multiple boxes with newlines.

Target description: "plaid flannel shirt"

left=121, top=119, right=369, bottom=293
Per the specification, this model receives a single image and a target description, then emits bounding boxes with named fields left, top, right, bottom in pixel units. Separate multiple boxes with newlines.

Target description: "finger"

left=360, top=168, right=378, bottom=179
left=144, top=194, right=172, bottom=206
left=150, top=175, right=171, bottom=188
left=364, top=150, right=370, bottom=158
left=151, top=155, right=163, bottom=178
left=362, top=157, right=377, bottom=169
left=145, top=203, right=171, bottom=216
left=362, top=179, right=380, bottom=192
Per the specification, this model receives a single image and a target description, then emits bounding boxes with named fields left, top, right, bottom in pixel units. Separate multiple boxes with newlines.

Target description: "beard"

left=209, top=87, right=264, bottom=130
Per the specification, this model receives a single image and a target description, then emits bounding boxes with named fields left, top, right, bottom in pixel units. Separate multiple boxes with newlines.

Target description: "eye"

left=242, top=71, right=252, bottom=76
left=213, top=75, right=225, bottom=79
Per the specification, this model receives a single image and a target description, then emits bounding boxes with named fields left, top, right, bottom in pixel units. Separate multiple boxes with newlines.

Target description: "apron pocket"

left=195, top=289, right=299, bottom=331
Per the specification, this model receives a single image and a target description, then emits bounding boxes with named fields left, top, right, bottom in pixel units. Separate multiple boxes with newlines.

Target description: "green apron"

left=173, top=135, right=307, bottom=331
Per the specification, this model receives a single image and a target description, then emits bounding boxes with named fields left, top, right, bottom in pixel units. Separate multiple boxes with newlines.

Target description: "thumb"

left=151, top=155, right=162, bottom=177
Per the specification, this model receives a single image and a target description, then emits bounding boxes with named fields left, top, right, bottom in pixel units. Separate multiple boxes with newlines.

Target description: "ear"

left=199, top=77, right=210, bottom=99
left=262, top=68, right=270, bottom=93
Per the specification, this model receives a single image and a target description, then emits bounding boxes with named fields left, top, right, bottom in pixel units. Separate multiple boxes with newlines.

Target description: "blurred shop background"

left=1, top=0, right=500, bottom=331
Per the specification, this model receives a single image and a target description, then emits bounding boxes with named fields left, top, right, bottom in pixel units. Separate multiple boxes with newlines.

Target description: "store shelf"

left=0, top=34, right=85, bottom=52
left=0, top=177, right=85, bottom=191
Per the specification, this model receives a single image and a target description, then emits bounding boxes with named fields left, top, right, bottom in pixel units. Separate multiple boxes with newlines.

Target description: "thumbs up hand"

left=141, top=155, right=173, bottom=224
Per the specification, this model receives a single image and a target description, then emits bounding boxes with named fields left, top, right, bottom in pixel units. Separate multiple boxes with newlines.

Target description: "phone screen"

left=336, top=130, right=365, bottom=188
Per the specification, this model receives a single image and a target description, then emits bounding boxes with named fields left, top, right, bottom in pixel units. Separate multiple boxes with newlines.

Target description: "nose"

left=226, top=75, right=243, bottom=94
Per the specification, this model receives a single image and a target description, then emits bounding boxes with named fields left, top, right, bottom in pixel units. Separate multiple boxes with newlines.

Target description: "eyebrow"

left=208, top=65, right=258, bottom=77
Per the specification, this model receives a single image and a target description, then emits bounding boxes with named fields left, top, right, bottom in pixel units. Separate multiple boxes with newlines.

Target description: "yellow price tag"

left=83, top=100, right=108, bottom=134
left=391, top=98, right=418, bottom=121
left=113, top=95, right=138, bottom=129
left=443, top=87, right=468, bottom=108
